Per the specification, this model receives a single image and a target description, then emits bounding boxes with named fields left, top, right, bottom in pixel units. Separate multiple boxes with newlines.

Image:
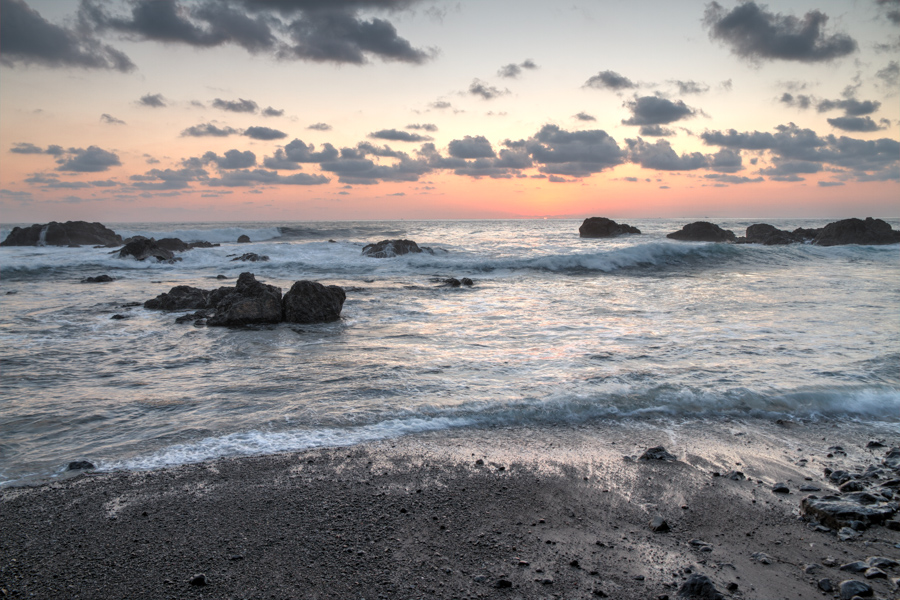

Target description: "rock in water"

left=282, top=281, right=346, bottom=324
left=677, top=574, right=724, bottom=599
left=640, top=446, right=677, bottom=461
left=813, top=217, right=900, bottom=246
left=738, top=223, right=801, bottom=245
left=362, top=239, right=429, bottom=258
left=117, top=238, right=178, bottom=263
left=144, top=286, right=210, bottom=311
left=207, top=272, right=283, bottom=326
left=231, top=253, right=269, bottom=262
left=666, top=222, right=736, bottom=242
left=67, top=460, right=95, bottom=470
left=237, top=235, right=251, bottom=243
left=81, top=275, right=114, bottom=283
left=579, top=217, right=641, bottom=238
left=1, top=221, right=122, bottom=247
left=154, top=238, right=191, bottom=252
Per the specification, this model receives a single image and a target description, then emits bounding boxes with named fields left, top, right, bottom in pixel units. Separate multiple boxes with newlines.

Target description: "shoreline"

left=3, top=419, right=899, bottom=599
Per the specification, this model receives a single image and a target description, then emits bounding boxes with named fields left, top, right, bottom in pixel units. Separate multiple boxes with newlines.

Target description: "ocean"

left=1, top=218, right=898, bottom=486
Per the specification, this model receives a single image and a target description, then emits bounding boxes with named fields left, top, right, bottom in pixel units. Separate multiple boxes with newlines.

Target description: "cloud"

left=130, top=167, right=208, bottom=190
left=709, top=148, right=743, bottom=173
left=671, top=80, right=709, bottom=95
left=101, top=114, right=126, bottom=125
left=201, top=149, right=257, bottom=169
left=703, top=1, right=858, bottom=62
left=262, top=106, right=285, bottom=117
left=307, top=122, right=333, bottom=131
left=779, top=92, right=812, bottom=109
left=243, top=126, right=288, bottom=140
left=574, top=112, right=596, bottom=121
left=205, top=169, right=329, bottom=187
left=369, top=129, right=433, bottom=142
left=10, top=142, right=47, bottom=154
left=448, top=135, right=495, bottom=159
left=876, top=60, right=900, bottom=87
left=284, top=139, right=340, bottom=163
left=0, top=0, right=135, bottom=72
left=139, top=93, right=166, bottom=108
left=638, top=125, right=675, bottom=137
left=525, top=124, right=625, bottom=176
left=319, top=152, right=432, bottom=184
left=622, top=96, right=695, bottom=126
left=626, top=138, right=708, bottom=171
left=55, top=146, right=122, bottom=172
left=826, top=116, right=885, bottom=132
left=816, top=98, right=881, bottom=116
left=817, top=180, right=844, bottom=187
left=584, top=70, right=637, bottom=91
left=263, top=149, right=303, bottom=170
left=406, top=123, right=438, bottom=132
left=468, top=79, right=509, bottom=100
left=212, top=98, right=259, bottom=113
left=181, top=123, right=239, bottom=137
left=876, top=0, right=900, bottom=25
left=430, top=100, right=453, bottom=110
left=497, top=59, right=538, bottom=78
left=704, top=173, right=764, bottom=184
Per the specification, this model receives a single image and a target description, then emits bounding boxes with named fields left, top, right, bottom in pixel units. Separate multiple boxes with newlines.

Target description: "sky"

left=1, top=0, right=898, bottom=222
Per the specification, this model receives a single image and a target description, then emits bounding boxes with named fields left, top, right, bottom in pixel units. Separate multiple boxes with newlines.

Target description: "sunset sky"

left=1, top=0, right=898, bottom=222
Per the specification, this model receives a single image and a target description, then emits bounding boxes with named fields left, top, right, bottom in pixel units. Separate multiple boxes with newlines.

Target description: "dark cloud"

left=818, top=180, right=844, bottom=187
left=139, top=93, right=166, bottom=108
left=525, top=125, right=624, bottom=177
left=626, top=138, right=708, bottom=171
left=622, top=96, right=695, bottom=126
left=262, top=107, right=285, bottom=117
left=307, top=122, right=333, bottom=131
left=355, top=142, right=406, bottom=158
left=212, top=98, right=259, bottom=113
left=319, top=153, right=432, bottom=185
left=244, top=126, right=288, bottom=140
left=419, top=143, right=530, bottom=180
left=758, top=158, right=821, bottom=181
left=468, top=79, right=509, bottom=100
left=497, top=59, right=538, bottom=78
left=876, top=60, right=900, bottom=87
left=0, top=0, right=135, bottom=72
left=638, top=125, right=675, bottom=137
left=406, top=123, right=438, bottom=132
left=826, top=116, right=885, bottom=132
left=816, top=98, right=881, bottom=116
left=448, top=135, right=495, bottom=159
left=779, top=92, right=812, bottom=109
left=369, top=129, right=433, bottom=142
left=709, top=148, right=743, bottom=173
left=201, top=149, right=257, bottom=169
left=263, top=149, right=303, bottom=170
left=101, top=114, right=126, bottom=125
left=131, top=167, right=209, bottom=190
left=284, top=139, right=340, bottom=162
left=206, top=169, right=329, bottom=187
left=719, top=79, right=733, bottom=91
left=671, top=80, right=709, bottom=95
left=10, top=142, right=46, bottom=154
left=430, top=100, right=453, bottom=110
left=181, top=123, right=239, bottom=137
left=574, top=112, right=596, bottom=122
left=584, top=70, right=636, bottom=91
left=55, top=146, right=122, bottom=172
left=704, top=173, right=764, bottom=184
left=876, top=0, right=900, bottom=25
left=703, top=1, right=858, bottom=62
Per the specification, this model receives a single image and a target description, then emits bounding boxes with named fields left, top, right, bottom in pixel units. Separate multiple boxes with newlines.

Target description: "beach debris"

left=640, top=446, right=677, bottom=461
left=772, top=482, right=789, bottom=494
left=237, top=235, right=250, bottom=243
left=231, top=252, right=269, bottom=262
left=676, top=573, right=724, bottom=599
left=67, top=460, right=94, bottom=470
left=650, top=516, right=670, bottom=532
left=578, top=217, right=641, bottom=238
left=81, top=274, right=114, bottom=283
left=837, top=579, right=872, bottom=599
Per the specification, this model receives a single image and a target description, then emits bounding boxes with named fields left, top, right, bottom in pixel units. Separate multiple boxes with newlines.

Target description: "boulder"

left=207, top=272, right=283, bottom=327
left=666, top=222, right=736, bottom=242
left=813, top=217, right=900, bottom=246
left=800, top=494, right=896, bottom=529
left=362, top=239, right=433, bottom=258
left=738, top=223, right=802, bottom=245
left=1, top=221, right=123, bottom=247
left=883, top=447, right=900, bottom=470
left=677, top=574, right=724, bottom=599
left=231, top=253, right=269, bottom=262
left=237, top=235, right=251, bottom=243
left=282, top=281, right=346, bottom=324
left=579, top=217, right=641, bottom=238
left=117, top=238, right=179, bottom=263
left=155, top=238, right=192, bottom=252
left=187, top=241, right=219, bottom=249
left=82, top=274, right=114, bottom=283
left=838, top=579, right=872, bottom=599
left=144, top=286, right=210, bottom=311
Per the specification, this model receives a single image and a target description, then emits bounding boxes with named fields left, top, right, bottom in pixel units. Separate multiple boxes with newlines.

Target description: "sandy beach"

left=2, top=419, right=899, bottom=600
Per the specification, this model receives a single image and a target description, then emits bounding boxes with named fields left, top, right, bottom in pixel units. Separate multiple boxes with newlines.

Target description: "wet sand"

left=2, top=419, right=899, bottom=599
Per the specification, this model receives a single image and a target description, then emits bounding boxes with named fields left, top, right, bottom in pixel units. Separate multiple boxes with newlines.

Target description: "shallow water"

left=1, top=218, right=898, bottom=485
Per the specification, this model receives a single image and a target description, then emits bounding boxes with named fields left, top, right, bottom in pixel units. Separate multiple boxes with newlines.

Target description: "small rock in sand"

left=772, top=483, right=789, bottom=494
left=837, top=579, right=872, bottom=599
left=864, top=567, right=886, bottom=579
left=651, top=516, right=670, bottom=532
left=817, top=578, right=832, bottom=592
left=839, top=561, right=869, bottom=573
left=189, top=574, right=207, bottom=586
left=640, top=446, right=677, bottom=461
left=676, top=573, right=724, bottom=599
left=751, top=552, right=773, bottom=565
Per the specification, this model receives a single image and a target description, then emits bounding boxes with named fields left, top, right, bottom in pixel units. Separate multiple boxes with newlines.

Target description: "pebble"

left=494, top=579, right=512, bottom=588
left=751, top=552, right=773, bottom=565
left=839, top=561, right=869, bottom=573
left=650, top=516, right=670, bottom=532
left=817, top=578, right=833, bottom=592
left=803, top=563, right=822, bottom=574
left=189, top=574, right=207, bottom=587
left=867, top=556, right=898, bottom=569
left=772, top=483, right=789, bottom=494
left=864, top=567, right=886, bottom=579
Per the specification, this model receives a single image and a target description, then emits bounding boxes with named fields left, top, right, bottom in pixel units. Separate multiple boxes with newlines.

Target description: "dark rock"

left=886, top=519, right=900, bottom=531
left=175, top=311, right=211, bottom=324
left=67, top=460, right=94, bottom=470
left=460, top=277, right=474, bottom=286
left=187, top=241, right=219, bottom=249
left=144, top=286, right=210, bottom=311
left=772, top=482, right=790, bottom=494
left=813, top=217, right=900, bottom=246
left=838, top=527, right=859, bottom=541
left=282, top=281, right=346, bottom=324
left=231, top=253, right=269, bottom=262
left=640, top=446, right=677, bottom=461
left=216, top=274, right=228, bottom=280
left=117, top=238, right=179, bottom=263
left=738, top=223, right=802, bottom=245
left=493, top=579, right=512, bottom=589
left=82, top=275, right=114, bottom=283
left=837, top=579, right=872, bottom=599
left=724, top=470, right=745, bottom=480
left=677, top=573, right=724, bottom=599
left=441, top=278, right=461, bottom=287
left=111, top=314, right=127, bottom=320
left=237, top=235, right=251, bottom=243
left=666, top=222, right=736, bottom=243
left=883, top=448, right=900, bottom=470
left=650, top=516, right=670, bottom=532
left=792, top=227, right=822, bottom=241
left=155, top=238, right=191, bottom=252
left=868, top=556, right=898, bottom=569
left=1, top=221, right=122, bottom=247
left=751, top=552, right=773, bottom=564
left=579, top=217, right=641, bottom=238
left=866, top=440, right=885, bottom=448
left=802, top=494, right=896, bottom=529
left=840, top=562, right=870, bottom=573
left=725, top=582, right=738, bottom=592
left=799, top=484, right=821, bottom=492
left=207, top=273, right=283, bottom=327
left=362, top=239, right=433, bottom=258
left=840, top=480, right=866, bottom=493
left=864, top=567, right=886, bottom=579
left=189, top=574, right=207, bottom=587
left=818, top=578, right=833, bottom=592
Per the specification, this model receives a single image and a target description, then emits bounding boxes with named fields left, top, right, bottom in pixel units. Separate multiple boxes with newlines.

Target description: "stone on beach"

left=838, top=579, right=873, bottom=599
left=676, top=573, right=723, bottom=599
left=640, top=446, right=677, bottom=461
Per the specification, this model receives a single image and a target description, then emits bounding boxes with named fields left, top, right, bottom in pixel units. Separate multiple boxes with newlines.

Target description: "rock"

left=187, top=241, right=219, bottom=249
left=361, top=239, right=433, bottom=258
left=813, top=217, right=900, bottom=246
left=579, top=217, right=641, bottom=238
left=650, top=516, right=670, bottom=532
left=117, top=238, right=179, bottom=263
left=839, top=480, right=866, bottom=493
left=866, top=440, right=885, bottom=448
left=282, top=281, right=346, bottom=324
left=799, top=484, right=821, bottom=492
left=724, top=470, right=745, bottom=481
left=207, top=272, right=282, bottom=327
left=676, top=573, right=724, bottom=599
left=231, top=253, right=269, bottom=262
left=738, top=223, right=802, bottom=245
left=441, top=278, right=461, bottom=287
left=867, top=556, right=898, bottom=569
left=175, top=311, right=210, bottom=324
left=772, top=483, right=790, bottom=494
left=838, top=527, right=860, bottom=541
left=216, top=274, right=228, bottom=280
left=840, top=562, right=870, bottom=573
left=666, top=222, right=736, bottom=243
left=189, top=574, right=207, bottom=586
left=640, top=446, right=677, bottom=461
left=1, top=221, right=122, bottom=247
left=81, top=275, right=114, bottom=283
left=886, top=519, right=900, bottom=531
left=144, top=286, right=210, bottom=311
left=837, top=579, right=872, bottom=599
left=883, top=448, right=900, bottom=470
left=725, top=582, right=738, bottom=592
left=460, top=277, right=474, bottom=286
left=803, top=563, right=822, bottom=574
left=493, top=579, right=512, bottom=588
left=751, top=552, right=773, bottom=565
left=237, top=235, right=251, bottom=243
left=155, top=238, right=191, bottom=252
left=111, top=314, right=127, bottom=320
left=864, top=567, right=886, bottom=579
left=800, top=494, right=896, bottom=529
left=818, top=578, right=833, bottom=592
left=67, top=460, right=94, bottom=470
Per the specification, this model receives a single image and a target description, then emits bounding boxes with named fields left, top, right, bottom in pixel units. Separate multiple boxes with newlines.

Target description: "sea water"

left=1, top=218, right=898, bottom=486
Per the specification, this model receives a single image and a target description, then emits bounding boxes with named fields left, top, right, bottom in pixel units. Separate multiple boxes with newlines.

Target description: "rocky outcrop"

left=1, top=221, right=122, bottom=247
left=155, top=238, right=192, bottom=252
left=579, top=217, right=641, bottom=238
left=813, top=217, right=900, bottom=246
left=667, top=222, right=736, bottom=242
left=237, top=235, right=251, bottom=243
left=282, top=281, right=346, bottom=324
left=144, top=286, right=210, bottom=311
left=207, top=273, right=283, bottom=327
left=738, top=224, right=803, bottom=245
left=362, top=239, right=434, bottom=258
left=117, top=238, right=180, bottom=263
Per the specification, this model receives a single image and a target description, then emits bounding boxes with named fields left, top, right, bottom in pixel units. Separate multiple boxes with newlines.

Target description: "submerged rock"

left=282, top=281, right=346, bottom=324
left=81, top=274, right=114, bottom=283
left=362, top=239, right=433, bottom=258
left=579, top=217, right=641, bottom=238
left=144, top=286, right=210, bottom=311
left=666, top=222, right=736, bottom=243
left=231, top=253, right=269, bottom=262
left=1, top=221, right=122, bottom=247
left=237, top=235, right=251, bottom=243
left=67, top=460, right=95, bottom=470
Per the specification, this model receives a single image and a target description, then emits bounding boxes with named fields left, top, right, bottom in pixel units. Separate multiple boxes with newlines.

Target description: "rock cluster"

left=1, top=221, right=123, bottom=247
left=579, top=217, right=641, bottom=238
left=666, top=222, right=737, bottom=243
left=116, top=237, right=219, bottom=263
left=144, top=272, right=345, bottom=327
left=362, top=239, right=435, bottom=258
left=664, top=217, right=900, bottom=245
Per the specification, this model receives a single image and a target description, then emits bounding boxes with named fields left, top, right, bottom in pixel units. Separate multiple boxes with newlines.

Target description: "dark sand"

left=2, top=419, right=899, bottom=600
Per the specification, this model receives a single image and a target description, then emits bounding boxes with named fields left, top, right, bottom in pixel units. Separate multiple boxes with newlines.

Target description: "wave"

left=115, top=225, right=283, bottom=243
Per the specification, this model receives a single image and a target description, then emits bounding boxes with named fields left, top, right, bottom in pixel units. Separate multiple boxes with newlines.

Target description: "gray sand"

left=2, top=419, right=899, bottom=599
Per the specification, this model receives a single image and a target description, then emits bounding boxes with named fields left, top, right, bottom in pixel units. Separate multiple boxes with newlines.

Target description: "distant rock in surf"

left=737, top=223, right=804, bottom=245
left=82, top=274, right=115, bottom=283
left=237, top=235, right=251, bottom=243
left=666, top=222, right=736, bottom=243
left=144, top=286, right=211, bottom=311
left=282, top=281, right=346, bottom=324
left=116, top=238, right=181, bottom=263
left=812, top=217, right=900, bottom=246
left=207, top=273, right=283, bottom=326
left=362, top=239, right=434, bottom=258
left=231, top=253, right=269, bottom=262
left=1, top=221, right=122, bottom=247
left=579, top=217, right=641, bottom=238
